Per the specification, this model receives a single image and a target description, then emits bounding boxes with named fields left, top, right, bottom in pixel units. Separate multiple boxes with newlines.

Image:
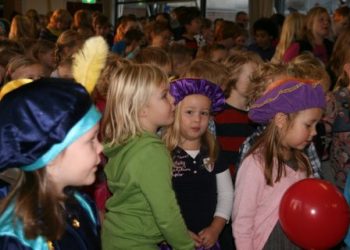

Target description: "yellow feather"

left=72, top=36, right=108, bottom=94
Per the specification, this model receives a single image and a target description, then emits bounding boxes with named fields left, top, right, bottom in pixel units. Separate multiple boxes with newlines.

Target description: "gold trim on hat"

left=251, top=82, right=320, bottom=109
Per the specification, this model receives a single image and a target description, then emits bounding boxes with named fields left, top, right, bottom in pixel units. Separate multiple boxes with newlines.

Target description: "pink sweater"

left=232, top=154, right=308, bottom=250
left=283, top=42, right=300, bottom=62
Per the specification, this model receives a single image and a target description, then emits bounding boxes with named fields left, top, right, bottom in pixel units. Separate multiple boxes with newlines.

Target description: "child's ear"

left=274, top=112, right=287, bottom=129
left=343, top=63, right=350, bottom=76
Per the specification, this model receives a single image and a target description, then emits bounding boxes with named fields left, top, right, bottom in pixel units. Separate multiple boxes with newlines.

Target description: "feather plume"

left=72, top=36, right=108, bottom=94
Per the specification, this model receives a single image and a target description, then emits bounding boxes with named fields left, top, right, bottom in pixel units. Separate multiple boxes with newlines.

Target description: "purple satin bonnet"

left=169, top=78, right=225, bottom=113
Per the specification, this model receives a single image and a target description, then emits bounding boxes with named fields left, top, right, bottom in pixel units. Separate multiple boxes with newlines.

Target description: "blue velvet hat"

left=0, top=78, right=101, bottom=172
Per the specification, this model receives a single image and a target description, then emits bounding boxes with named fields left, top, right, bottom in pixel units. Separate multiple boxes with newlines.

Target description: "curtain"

left=248, top=0, right=274, bottom=27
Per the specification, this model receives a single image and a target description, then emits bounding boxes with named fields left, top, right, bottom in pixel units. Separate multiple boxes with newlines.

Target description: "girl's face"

left=234, top=62, right=257, bottom=97
left=313, top=12, right=330, bottom=38
left=11, top=64, right=46, bottom=80
left=179, top=95, right=211, bottom=146
left=280, top=108, right=323, bottom=151
left=141, top=84, right=175, bottom=133
left=47, top=124, right=103, bottom=192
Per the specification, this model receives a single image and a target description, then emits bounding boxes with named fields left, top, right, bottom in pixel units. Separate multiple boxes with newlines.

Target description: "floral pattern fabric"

left=322, top=88, right=350, bottom=190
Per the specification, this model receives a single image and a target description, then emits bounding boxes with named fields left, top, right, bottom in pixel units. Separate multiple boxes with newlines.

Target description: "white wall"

left=21, top=0, right=69, bottom=14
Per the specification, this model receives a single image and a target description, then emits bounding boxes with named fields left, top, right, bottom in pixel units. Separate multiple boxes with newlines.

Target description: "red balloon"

left=279, top=178, right=350, bottom=249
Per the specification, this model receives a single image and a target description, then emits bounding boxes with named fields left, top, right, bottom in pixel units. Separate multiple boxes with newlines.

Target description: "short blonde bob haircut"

left=101, top=63, right=168, bottom=145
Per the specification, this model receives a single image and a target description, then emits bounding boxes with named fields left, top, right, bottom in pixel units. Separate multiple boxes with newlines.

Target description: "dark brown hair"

left=0, top=169, right=66, bottom=240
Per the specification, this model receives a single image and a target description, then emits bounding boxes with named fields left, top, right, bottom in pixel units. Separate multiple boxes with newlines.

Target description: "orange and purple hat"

left=248, top=78, right=326, bottom=124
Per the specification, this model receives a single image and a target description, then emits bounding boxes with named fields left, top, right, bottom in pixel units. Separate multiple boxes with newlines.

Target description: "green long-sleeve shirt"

left=102, top=132, right=194, bottom=250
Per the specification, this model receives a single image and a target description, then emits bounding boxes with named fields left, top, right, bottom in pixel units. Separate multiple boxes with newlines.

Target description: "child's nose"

left=310, top=125, right=317, bottom=137
left=193, top=113, right=201, bottom=122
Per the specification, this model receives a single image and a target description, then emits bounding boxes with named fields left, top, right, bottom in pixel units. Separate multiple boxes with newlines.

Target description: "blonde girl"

left=162, top=78, right=233, bottom=249
left=305, top=7, right=332, bottom=63
left=181, top=58, right=229, bottom=143
left=283, top=7, right=332, bottom=64
left=271, top=12, right=306, bottom=63
left=233, top=79, right=326, bottom=249
left=101, top=64, right=194, bottom=250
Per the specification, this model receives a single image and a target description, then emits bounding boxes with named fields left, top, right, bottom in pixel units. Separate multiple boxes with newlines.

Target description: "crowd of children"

left=0, top=3, right=350, bottom=250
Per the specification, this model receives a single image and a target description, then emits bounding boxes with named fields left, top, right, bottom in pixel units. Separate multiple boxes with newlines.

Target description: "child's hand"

left=188, top=230, right=203, bottom=248
left=198, top=226, right=220, bottom=249
left=198, top=217, right=226, bottom=249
